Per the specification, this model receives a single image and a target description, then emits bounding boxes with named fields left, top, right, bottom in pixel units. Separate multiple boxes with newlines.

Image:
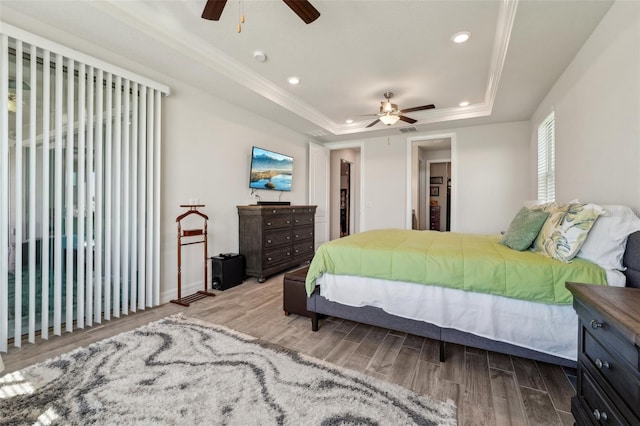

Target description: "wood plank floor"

left=3, top=272, right=577, bottom=425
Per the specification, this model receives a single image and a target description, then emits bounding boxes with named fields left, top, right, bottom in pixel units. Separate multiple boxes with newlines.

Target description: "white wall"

left=349, top=121, right=530, bottom=234
left=360, top=135, right=410, bottom=230
left=454, top=121, right=531, bottom=233
left=161, top=82, right=310, bottom=297
left=530, top=0, right=640, bottom=212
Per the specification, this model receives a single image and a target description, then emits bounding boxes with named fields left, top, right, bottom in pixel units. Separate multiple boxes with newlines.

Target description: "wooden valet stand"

left=171, top=204, right=216, bottom=307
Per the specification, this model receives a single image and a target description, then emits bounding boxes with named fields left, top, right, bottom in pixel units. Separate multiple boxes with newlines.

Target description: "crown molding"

left=95, top=0, right=518, bottom=137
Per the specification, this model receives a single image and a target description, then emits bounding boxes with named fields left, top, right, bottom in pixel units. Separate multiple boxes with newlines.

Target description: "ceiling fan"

left=201, top=0, right=320, bottom=24
left=366, top=92, right=435, bottom=128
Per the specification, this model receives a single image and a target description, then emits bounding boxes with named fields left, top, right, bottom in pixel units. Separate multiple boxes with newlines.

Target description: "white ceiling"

left=1, top=0, right=613, bottom=142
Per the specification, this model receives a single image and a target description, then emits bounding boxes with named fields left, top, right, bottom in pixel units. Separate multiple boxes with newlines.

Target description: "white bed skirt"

left=318, top=273, right=582, bottom=361
left=317, top=262, right=624, bottom=362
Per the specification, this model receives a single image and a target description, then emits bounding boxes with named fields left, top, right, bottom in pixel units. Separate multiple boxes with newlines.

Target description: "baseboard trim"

left=160, top=281, right=208, bottom=305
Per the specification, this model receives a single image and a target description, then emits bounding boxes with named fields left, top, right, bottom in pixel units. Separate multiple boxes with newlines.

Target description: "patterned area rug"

left=1, top=314, right=457, bottom=425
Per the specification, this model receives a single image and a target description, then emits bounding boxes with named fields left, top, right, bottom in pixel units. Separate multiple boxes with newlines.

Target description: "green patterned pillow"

left=531, top=201, right=605, bottom=262
left=500, top=207, right=550, bottom=251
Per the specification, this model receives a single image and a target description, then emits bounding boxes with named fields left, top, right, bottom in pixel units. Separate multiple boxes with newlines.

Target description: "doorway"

left=427, top=161, right=451, bottom=231
left=407, top=134, right=456, bottom=231
left=308, top=142, right=363, bottom=246
left=340, top=160, right=351, bottom=237
left=329, top=147, right=360, bottom=241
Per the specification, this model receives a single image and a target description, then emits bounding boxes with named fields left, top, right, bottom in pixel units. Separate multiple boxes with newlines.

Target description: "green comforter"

left=305, top=229, right=607, bottom=304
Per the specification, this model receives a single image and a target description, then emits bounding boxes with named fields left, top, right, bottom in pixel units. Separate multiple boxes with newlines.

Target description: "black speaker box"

left=211, top=254, right=244, bottom=290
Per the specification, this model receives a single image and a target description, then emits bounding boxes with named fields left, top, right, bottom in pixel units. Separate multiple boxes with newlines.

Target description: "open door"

left=308, top=142, right=330, bottom=249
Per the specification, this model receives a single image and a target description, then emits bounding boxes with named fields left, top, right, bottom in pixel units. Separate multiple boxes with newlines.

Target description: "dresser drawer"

left=292, top=214, right=315, bottom=227
left=583, top=331, right=640, bottom=412
left=264, top=229, right=292, bottom=248
left=575, top=298, right=639, bottom=370
left=578, top=365, right=629, bottom=425
left=293, top=241, right=314, bottom=257
left=263, top=246, right=293, bottom=267
left=263, top=215, right=292, bottom=230
left=291, top=207, right=316, bottom=214
left=292, top=225, right=314, bottom=241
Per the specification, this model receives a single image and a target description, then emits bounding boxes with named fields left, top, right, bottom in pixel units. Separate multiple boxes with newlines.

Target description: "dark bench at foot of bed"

left=283, top=265, right=318, bottom=320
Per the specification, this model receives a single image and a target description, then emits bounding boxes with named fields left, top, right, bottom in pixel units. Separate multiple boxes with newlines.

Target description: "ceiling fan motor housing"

left=380, top=101, right=398, bottom=114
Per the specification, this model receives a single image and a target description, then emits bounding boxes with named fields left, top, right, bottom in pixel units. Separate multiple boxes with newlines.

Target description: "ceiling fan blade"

left=202, top=0, right=227, bottom=20
left=398, top=115, right=417, bottom=124
left=366, top=119, right=380, bottom=128
left=282, top=0, right=321, bottom=24
left=399, top=104, right=435, bottom=114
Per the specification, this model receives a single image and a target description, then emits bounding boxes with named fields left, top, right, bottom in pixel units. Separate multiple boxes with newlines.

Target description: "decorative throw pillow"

left=531, top=202, right=572, bottom=252
left=500, top=207, right=550, bottom=251
left=532, top=201, right=605, bottom=263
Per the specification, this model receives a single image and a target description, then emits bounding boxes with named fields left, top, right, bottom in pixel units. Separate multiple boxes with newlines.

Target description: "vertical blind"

left=1, top=23, right=170, bottom=352
left=537, top=111, right=555, bottom=203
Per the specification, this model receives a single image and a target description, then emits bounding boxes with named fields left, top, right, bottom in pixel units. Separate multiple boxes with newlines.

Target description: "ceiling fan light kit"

left=379, top=114, right=400, bottom=126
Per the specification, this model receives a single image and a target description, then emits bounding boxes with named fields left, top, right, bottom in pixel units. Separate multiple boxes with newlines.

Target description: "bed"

left=304, top=204, right=640, bottom=368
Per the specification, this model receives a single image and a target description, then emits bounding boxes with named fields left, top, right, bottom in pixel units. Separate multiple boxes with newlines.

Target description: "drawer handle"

left=590, top=319, right=603, bottom=329
left=286, top=220, right=291, bottom=224
left=595, top=358, right=610, bottom=370
left=287, top=252, right=291, bottom=256
left=295, top=249, right=299, bottom=253
left=267, top=257, right=272, bottom=261
left=267, top=239, right=272, bottom=243
left=593, top=409, right=608, bottom=422
left=267, top=222, right=272, bottom=226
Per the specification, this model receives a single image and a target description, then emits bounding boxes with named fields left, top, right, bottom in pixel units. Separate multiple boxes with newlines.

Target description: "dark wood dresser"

left=238, top=205, right=316, bottom=282
left=429, top=206, right=441, bottom=231
left=566, top=282, right=640, bottom=425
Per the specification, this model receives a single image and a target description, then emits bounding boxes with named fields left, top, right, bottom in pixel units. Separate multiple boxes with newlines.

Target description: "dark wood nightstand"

left=566, top=282, right=640, bottom=425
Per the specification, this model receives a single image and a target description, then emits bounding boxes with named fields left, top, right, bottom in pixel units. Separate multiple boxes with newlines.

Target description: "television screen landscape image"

left=249, top=146, right=293, bottom=191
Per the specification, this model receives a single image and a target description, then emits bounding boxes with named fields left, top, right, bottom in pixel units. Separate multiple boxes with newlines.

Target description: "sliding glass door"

left=1, top=26, right=168, bottom=351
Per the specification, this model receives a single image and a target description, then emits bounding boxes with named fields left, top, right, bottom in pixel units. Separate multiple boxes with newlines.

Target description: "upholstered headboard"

left=623, top=231, right=640, bottom=288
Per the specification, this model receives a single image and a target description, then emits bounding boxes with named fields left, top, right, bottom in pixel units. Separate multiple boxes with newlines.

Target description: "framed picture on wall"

left=430, top=186, right=439, bottom=196
left=430, top=176, right=444, bottom=184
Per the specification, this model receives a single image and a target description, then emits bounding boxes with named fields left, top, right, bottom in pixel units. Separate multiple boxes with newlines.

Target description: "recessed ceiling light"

left=451, top=31, right=471, bottom=43
left=345, top=119, right=353, bottom=124
left=288, top=76, right=300, bottom=85
left=459, top=101, right=470, bottom=107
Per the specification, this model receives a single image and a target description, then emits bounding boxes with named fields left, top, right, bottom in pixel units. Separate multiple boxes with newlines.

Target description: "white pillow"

left=577, top=205, right=640, bottom=270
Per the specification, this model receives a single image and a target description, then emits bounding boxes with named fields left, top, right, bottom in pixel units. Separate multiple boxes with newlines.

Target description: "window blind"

left=1, top=23, right=170, bottom=352
left=537, top=111, right=555, bottom=203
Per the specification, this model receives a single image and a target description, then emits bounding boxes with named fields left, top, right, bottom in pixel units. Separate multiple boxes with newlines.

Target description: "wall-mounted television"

left=249, top=146, right=293, bottom=191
